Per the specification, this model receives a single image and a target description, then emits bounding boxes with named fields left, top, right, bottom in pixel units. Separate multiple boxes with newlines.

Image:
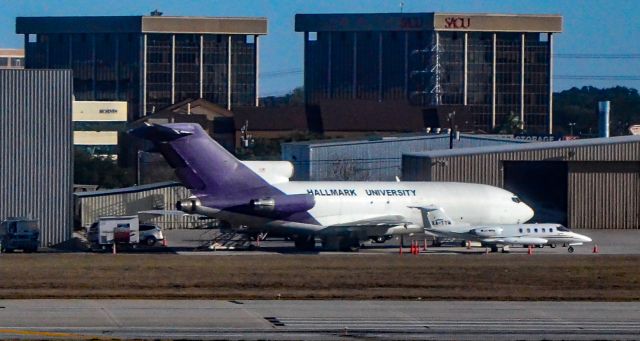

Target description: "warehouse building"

left=402, top=136, right=640, bottom=229
left=74, top=181, right=202, bottom=230
left=282, top=133, right=529, bottom=181
left=0, top=69, right=73, bottom=246
left=17, top=14, right=267, bottom=120
left=0, top=48, right=24, bottom=69
left=295, top=12, right=562, bottom=134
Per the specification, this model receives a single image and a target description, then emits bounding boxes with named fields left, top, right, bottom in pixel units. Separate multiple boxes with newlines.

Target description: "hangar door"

left=568, top=162, right=640, bottom=229
left=503, top=161, right=567, bottom=225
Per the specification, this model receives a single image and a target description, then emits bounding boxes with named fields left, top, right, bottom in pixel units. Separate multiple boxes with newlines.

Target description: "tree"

left=74, top=150, right=134, bottom=188
left=553, top=86, right=640, bottom=136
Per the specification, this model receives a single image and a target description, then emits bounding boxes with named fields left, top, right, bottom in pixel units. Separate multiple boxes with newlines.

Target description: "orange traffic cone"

left=112, top=243, right=116, bottom=255
left=527, top=245, right=533, bottom=255
left=162, top=237, right=168, bottom=247
left=466, top=241, right=471, bottom=250
left=593, top=245, right=599, bottom=254
left=411, top=241, right=415, bottom=255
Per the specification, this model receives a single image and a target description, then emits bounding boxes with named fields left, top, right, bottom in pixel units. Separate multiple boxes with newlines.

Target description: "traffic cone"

left=112, top=243, right=116, bottom=255
left=411, top=241, right=415, bottom=255
left=162, top=237, right=168, bottom=247
left=414, top=241, right=419, bottom=255
left=399, top=241, right=403, bottom=255
left=466, top=241, right=471, bottom=250
left=527, top=245, right=533, bottom=255
left=593, top=245, right=599, bottom=254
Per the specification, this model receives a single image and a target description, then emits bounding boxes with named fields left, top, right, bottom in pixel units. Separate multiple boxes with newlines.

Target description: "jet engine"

left=470, top=227, right=503, bottom=237
left=249, top=194, right=315, bottom=215
left=176, top=197, right=201, bottom=214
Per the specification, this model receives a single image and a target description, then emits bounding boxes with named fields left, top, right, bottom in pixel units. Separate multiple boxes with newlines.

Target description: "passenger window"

left=534, top=228, right=538, bottom=233
left=542, top=228, right=546, bottom=233
left=519, top=228, right=523, bottom=233
left=527, top=228, right=531, bottom=233
left=550, top=228, right=553, bottom=233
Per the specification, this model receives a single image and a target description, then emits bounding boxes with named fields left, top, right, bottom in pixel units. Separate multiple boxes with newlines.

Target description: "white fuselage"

left=211, top=181, right=534, bottom=236
left=428, top=223, right=592, bottom=246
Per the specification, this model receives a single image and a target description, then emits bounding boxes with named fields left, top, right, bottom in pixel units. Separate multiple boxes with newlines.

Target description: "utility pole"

left=448, top=111, right=456, bottom=149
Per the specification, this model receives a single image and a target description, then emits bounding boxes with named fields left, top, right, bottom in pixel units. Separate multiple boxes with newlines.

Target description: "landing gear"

left=568, top=246, right=575, bottom=253
left=294, top=235, right=316, bottom=251
left=321, top=236, right=360, bottom=252
left=490, top=245, right=499, bottom=253
left=550, top=244, right=557, bottom=248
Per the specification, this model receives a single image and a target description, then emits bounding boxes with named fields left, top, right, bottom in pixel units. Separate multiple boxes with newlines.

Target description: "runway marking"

left=0, top=328, right=106, bottom=339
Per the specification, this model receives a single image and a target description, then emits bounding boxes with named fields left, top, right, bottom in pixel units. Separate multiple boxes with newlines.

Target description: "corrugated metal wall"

left=76, top=183, right=203, bottom=229
left=568, top=162, right=640, bottom=229
left=283, top=134, right=526, bottom=181
left=402, top=138, right=640, bottom=229
left=0, top=70, right=73, bottom=246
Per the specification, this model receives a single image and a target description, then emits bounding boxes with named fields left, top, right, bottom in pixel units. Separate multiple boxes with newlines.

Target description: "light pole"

left=568, top=122, right=576, bottom=136
left=448, top=111, right=456, bottom=149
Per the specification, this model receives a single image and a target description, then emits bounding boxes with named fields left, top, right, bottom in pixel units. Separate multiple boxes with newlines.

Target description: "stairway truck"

left=0, top=218, right=39, bottom=253
left=97, top=216, right=139, bottom=247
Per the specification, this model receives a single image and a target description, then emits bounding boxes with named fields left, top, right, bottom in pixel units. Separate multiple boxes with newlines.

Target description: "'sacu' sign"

left=444, top=17, right=471, bottom=29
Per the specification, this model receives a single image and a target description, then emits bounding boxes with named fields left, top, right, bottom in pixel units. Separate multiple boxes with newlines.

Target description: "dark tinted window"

left=139, top=225, right=155, bottom=231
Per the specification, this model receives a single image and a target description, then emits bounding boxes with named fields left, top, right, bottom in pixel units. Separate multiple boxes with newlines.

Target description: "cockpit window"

left=512, top=196, right=521, bottom=203
left=557, top=225, right=570, bottom=232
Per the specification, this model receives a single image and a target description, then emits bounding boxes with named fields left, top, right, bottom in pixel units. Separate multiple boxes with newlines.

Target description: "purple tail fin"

left=130, top=123, right=282, bottom=199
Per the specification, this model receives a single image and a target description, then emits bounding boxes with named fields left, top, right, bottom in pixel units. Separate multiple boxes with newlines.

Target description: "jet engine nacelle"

left=470, top=227, right=503, bottom=237
left=176, top=198, right=201, bottom=214
left=249, top=194, right=315, bottom=215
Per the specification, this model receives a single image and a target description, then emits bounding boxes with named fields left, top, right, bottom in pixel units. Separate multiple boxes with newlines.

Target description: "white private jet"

left=418, top=206, right=592, bottom=253
left=130, top=123, right=534, bottom=251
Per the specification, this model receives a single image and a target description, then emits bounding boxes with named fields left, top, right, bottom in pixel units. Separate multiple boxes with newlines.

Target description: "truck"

left=0, top=217, right=39, bottom=253
left=90, top=216, right=139, bottom=250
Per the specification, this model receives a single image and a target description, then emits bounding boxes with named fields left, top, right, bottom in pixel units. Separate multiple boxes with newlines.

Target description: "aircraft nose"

left=580, top=234, right=593, bottom=243
left=522, top=203, right=534, bottom=222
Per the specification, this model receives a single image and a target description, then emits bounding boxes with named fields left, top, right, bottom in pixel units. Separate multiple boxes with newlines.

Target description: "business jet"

left=130, top=123, right=534, bottom=251
left=419, top=206, right=592, bottom=253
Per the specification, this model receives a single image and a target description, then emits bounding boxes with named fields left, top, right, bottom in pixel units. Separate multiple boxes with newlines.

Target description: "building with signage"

left=16, top=15, right=267, bottom=120
left=295, top=12, right=562, bottom=134
left=73, top=101, right=128, bottom=158
left=0, top=49, right=24, bottom=69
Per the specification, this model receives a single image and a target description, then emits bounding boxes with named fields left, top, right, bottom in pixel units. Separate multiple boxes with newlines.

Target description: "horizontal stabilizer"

left=129, top=122, right=192, bottom=142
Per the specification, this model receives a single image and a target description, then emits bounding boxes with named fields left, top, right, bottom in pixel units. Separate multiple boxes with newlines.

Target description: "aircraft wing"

left=482, top=236, right=548, bottom=245
left=319, top=215, right=412, bottom=237
left=138, top=210, right=207, bottom=218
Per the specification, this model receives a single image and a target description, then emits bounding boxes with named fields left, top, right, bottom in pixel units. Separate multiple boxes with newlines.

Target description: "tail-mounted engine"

left=249, top=194, right=315, bottom=215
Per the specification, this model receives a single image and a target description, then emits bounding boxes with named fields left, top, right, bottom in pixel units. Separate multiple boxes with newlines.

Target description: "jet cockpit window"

left=511, top=196, right=522, bottom=203
left=557, top=226, right=570, bottom=232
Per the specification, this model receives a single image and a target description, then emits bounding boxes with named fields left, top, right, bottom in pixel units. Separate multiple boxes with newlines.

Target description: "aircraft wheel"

left=490, top=245, right=499, bottom=253
left=568, top=246, right=575, bottom=253
left=550, top=244, right=557, bottom=248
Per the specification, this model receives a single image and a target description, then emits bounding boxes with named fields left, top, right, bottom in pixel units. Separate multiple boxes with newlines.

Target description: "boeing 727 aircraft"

left=130, top=123, right=534, bottom=251
left=419, top=206, right=592, bottom=253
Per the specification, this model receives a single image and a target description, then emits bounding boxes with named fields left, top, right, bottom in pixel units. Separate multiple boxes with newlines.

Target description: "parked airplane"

left=130, top=123, right=534, bottom=251
left=419, top=206, right=592, bottom=253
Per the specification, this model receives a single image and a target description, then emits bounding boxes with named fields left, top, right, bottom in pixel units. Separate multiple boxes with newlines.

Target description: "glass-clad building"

left=296, top=13, right=562, bottom=134
left=17, top=15, right=267, bottom=120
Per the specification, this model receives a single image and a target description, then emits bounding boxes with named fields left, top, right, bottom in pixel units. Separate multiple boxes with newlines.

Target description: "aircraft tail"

left=129, top=123, right=283, bottom=199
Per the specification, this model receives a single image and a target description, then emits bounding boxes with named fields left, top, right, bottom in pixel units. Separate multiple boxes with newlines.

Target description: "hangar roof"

left=406, top=135, right=640, bottom=159
left=74, top=181, right=182, bottom=198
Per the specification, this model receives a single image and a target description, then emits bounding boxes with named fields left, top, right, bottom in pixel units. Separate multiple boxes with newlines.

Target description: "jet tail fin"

left=129, top=123, right=283, bottom=198
left=411, top=205, right=455, bottom=230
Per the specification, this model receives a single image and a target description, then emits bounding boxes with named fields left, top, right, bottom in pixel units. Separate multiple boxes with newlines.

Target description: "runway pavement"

left=0, top=300, right=638, bottom=340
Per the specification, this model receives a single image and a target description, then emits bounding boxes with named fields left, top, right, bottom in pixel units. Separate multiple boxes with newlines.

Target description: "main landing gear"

left=294, top=235, right=316, bottom=251
left=568, top=246, right=575, bottom=253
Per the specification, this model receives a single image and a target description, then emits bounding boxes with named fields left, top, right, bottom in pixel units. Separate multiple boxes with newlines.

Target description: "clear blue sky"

left=1, top=0, right=639, bottom=96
